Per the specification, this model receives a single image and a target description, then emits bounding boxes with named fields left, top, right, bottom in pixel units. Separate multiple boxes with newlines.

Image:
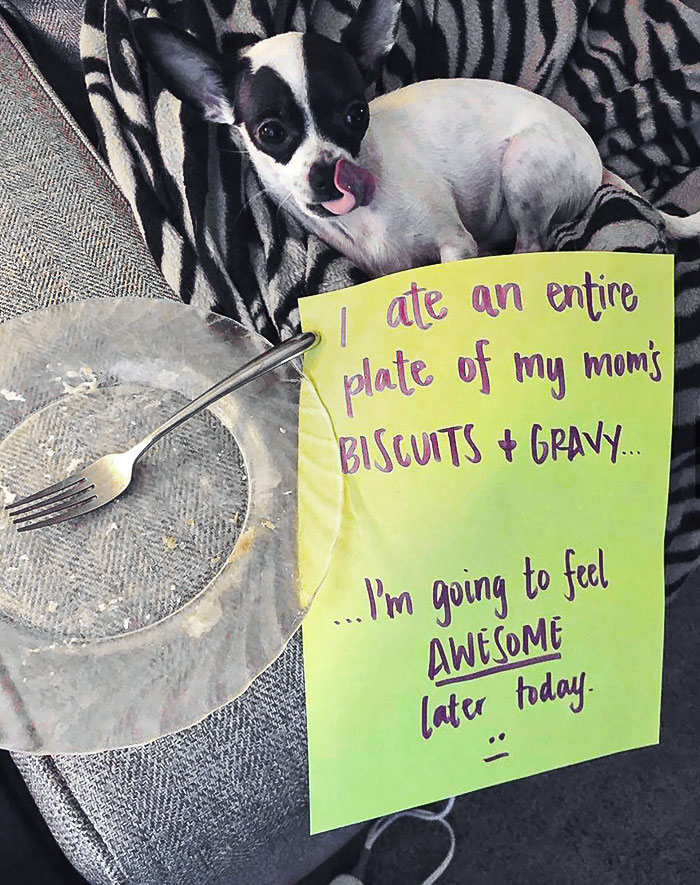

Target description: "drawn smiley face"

left=483, top=732, right=509, bottom=763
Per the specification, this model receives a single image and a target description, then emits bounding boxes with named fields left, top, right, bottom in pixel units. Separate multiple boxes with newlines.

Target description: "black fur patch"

left=233, top=62, right=305, bottom=164
left=303, top=34, right=368, bottom=156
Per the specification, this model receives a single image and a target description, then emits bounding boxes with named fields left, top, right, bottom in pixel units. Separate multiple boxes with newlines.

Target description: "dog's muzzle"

left=320, top=159, right=376, bottom=215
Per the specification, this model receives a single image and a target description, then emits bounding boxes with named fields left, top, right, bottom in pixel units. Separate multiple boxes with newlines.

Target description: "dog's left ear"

left=133, top=18, right=235, bottom=124
left=340, top=0, right=402, bottom=84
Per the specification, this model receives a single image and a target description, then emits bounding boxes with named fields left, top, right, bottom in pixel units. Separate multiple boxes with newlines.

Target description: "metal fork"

left=4, top=331, right=319, bottom=532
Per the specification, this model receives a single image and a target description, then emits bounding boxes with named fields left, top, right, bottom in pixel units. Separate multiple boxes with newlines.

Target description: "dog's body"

left=302, top=76, right=603, bottom=276
left=136, top=1, right=700, bottom=279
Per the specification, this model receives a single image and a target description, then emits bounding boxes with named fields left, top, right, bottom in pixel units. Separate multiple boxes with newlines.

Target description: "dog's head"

left=134, top=0, right=402, bottom=219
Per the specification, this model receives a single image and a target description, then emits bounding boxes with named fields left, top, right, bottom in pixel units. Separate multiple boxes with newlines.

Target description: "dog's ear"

left=340, top=0, right=402, bottom=84
left=132, top=19, right=235, bottom=124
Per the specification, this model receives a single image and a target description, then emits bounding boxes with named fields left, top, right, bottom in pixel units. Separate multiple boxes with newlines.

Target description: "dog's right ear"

left=132, top=19, right=235, bottom=124
left=340, top=0, right=402, bottom=85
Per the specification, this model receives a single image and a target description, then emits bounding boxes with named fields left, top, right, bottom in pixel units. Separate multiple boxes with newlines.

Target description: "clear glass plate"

left=0, top=297, right=340, bottom=753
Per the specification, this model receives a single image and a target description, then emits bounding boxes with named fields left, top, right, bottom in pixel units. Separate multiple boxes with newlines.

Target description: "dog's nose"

left=309, top=162, right=339, bottom=202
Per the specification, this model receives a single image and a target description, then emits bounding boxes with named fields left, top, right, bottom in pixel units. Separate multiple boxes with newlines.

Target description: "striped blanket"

left=81, top=0, right=700, bottom=595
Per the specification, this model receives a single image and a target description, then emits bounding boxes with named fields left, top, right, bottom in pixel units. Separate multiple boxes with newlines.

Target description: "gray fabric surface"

left=0, top=17, right=171, bottom=317
left=7, top=0, right=93, bottom=139
left=0, top=15, right=357, bottom=885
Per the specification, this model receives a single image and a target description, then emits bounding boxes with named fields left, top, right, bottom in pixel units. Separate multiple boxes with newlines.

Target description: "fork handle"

left=129, top=331, right=319, bottom=459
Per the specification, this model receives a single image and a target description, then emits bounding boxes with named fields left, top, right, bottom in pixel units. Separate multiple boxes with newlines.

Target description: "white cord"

left=354, top=797, right=456, bottom=885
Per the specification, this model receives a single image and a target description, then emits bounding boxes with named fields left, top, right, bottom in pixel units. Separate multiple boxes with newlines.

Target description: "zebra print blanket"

left=81, top=0, right=700, bottom=596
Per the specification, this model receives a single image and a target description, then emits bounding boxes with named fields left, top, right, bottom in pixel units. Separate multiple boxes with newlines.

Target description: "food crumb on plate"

left=62, top=366, right=98, bottom=395
left=0, top=388, right=25, bottom=402
left=182, top=596, right=223, bottom=639
left=226, top=527, right=256, bottom=564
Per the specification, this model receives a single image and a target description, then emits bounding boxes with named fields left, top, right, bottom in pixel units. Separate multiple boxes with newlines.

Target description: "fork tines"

left=4, top=475, right=97, bottom=532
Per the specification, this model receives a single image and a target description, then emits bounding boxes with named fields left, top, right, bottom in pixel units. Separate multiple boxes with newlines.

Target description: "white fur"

left=245, top=33, right=307, bottom=88
left=297, top=78, right=604, bottom=276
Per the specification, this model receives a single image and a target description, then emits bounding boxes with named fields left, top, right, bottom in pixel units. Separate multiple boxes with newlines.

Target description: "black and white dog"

left=135, top=0, right=700, bottom=278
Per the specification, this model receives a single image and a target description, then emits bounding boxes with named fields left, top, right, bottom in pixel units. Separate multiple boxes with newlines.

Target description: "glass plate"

left=0, top=297, right=340, bottom=752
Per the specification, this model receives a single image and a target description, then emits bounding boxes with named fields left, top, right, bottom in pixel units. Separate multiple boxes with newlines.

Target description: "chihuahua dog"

left=135, top=0, right=699, bottom=278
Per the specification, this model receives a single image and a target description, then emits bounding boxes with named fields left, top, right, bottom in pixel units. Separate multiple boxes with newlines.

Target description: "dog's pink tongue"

left=321, top=159, right=375, bottom=216
left=322, top=190, right=356, bottom=215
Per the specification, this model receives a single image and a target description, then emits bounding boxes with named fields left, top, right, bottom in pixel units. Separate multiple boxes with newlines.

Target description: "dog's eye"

left=345, top=102, right=368, bottom=130
left=256, top=120, right=288, bottom=146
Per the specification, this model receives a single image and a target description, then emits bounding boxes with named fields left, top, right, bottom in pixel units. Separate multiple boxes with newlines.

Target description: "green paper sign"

left=298, top=252, right=673, bottom=835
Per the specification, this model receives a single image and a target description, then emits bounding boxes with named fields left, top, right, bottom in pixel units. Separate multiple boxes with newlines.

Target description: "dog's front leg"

left=438, top=227, right=478, bottom=264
